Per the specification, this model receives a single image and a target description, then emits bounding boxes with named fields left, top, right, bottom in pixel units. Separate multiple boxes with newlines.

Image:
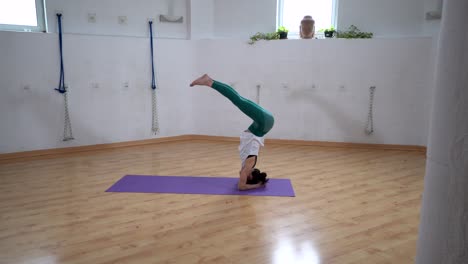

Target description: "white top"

left=239, top=130, right=264, bottom=168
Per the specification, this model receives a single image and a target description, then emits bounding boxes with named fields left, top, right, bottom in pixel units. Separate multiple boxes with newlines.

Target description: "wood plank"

left=0, top=140, right=425, bottom=263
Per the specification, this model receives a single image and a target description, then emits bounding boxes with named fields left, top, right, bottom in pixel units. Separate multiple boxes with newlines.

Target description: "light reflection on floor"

left=21, top=254, right=57, bottom=264
left=273, top=238, right=320, bottom=264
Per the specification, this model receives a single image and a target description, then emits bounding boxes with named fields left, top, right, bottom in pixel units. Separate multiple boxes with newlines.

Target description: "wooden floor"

left=0, top=140, right=426, bottom=264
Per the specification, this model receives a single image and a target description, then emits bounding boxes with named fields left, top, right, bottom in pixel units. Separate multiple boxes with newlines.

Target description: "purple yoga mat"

left=106, top=175, right=295, bottom=197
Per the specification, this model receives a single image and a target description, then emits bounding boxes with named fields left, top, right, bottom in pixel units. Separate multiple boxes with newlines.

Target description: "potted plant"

left=277, top=26, right=289, bottom=39
left=324, top=27, right=336, bottom=38
left=318, top=27, right=336, bottom=38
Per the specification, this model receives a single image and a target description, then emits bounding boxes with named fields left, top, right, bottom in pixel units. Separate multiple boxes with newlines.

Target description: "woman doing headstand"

left=190, top=74, right=275, bottom=190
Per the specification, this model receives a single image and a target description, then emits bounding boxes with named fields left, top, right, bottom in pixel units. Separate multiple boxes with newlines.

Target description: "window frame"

left=0, top=0, right=47, bottom=33
left=277, top=0, right=339, bottom=38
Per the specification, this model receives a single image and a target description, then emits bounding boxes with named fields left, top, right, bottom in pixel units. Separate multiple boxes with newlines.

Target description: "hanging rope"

left=149, top=20, right=159, bottom=135
left=54, top=13, right=74, bottom=141
left=365, top=86, right=376, bottom=135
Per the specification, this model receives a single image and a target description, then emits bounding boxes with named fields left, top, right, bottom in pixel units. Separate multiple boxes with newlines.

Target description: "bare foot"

left=190, top=74, right=213, bottom=87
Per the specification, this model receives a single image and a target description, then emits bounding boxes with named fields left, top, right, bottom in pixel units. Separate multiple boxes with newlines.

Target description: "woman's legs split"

left=190, top=74, right=274, bottom=137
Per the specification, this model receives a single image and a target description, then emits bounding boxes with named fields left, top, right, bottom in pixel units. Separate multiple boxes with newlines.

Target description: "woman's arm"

left=238, top=157, right=264, bottom=190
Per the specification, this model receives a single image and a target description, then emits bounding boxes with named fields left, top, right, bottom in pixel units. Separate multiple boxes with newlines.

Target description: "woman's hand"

left=238, top=182, right=265, bottom=191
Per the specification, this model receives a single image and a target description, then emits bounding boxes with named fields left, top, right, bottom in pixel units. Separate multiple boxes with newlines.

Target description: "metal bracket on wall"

left=425, top=0, right=443, bottom=20
left=159, top=15, right=183, bottom=23
left=425, top=11, right=441, bottom=20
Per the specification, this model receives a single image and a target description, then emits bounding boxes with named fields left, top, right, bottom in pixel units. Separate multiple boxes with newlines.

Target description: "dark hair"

left=247, top=168, right=268, bottom=184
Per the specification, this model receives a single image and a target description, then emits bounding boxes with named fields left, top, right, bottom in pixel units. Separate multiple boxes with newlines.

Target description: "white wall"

left=45, top=0, right=189, bottom=38
left=0, top=31, right=194, bottom=153
left=0, top=0, right=438, bottom=153
left=189, top=0, right=214, bottom=39
left=1, top=35, right=434, bottom=154
left=211, top=0, right=440, bottom=39
left=337, top=0, right=426, bottom=37
left=213, top=0, right=277, bottom=39
left=43, top=0, right=441, bottom=39
left=189, top=0, right=436, bottom=39
left=191, top=38, right=433, bottom=146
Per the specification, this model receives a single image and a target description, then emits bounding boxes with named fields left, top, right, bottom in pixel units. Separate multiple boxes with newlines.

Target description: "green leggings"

left=211, top=80, right=274, bottom=137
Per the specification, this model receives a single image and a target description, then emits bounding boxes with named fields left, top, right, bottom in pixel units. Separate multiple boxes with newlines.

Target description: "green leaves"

left=277, top=26, right=289, bottom=33
left=319, top=26, right=336, bottom=33
left=248, top=32, right=280, bottom=45
left=336, top=25, right=373, bottom=39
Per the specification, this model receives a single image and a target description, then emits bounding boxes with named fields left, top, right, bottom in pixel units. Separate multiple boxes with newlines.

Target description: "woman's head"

left=249, top=168, right=268, bottom=184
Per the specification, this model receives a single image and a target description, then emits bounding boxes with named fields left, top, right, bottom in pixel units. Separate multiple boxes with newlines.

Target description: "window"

left=277, top=0, right=338, bottom=37
left=0, top=0, right=47, bottom=32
